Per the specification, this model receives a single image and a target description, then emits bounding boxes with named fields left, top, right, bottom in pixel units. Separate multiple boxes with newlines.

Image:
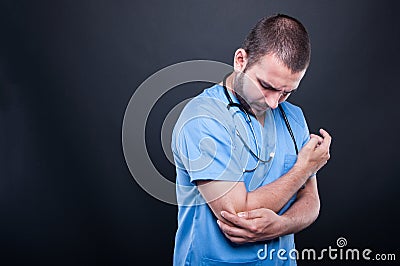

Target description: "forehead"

left=248, top=53, right=306, bottom=89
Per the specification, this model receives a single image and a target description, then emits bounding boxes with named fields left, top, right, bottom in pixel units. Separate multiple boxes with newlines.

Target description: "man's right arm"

left=197, top=129, right=331, bottom=223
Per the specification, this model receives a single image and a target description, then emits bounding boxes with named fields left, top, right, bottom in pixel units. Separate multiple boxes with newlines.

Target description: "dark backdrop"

left=1, top=0, right=399, bottom=265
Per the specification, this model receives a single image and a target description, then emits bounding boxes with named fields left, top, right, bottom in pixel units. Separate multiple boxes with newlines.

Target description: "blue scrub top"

left=172, top=84, right=310, bottom=265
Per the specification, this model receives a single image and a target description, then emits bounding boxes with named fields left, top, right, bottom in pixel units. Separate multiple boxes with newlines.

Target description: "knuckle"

left=232, top=216, right=239, bottom=224
left=237, top=239, right=245, bottom=244
left=245, top=232, right=254, bottom=241
left=254, top=222, right=262, bottom=234
left=219, top=223, right=226, bottom=230
left=220, top=224, right=228, bottom=233
left=249, top=224, right=258, bottom=233
left=230, top=237, right=239, bottom=244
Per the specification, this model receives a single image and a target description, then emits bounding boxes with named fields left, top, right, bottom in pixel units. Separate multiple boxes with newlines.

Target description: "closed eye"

left=258, top=80, right=277, bottom=91
left=258, top=78, right=296, bottom=96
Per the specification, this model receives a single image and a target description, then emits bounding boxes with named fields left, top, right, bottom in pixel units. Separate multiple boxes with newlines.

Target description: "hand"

left=217, top=208, right=288, bottom=244
left=295, top=128, right=332, bottom=177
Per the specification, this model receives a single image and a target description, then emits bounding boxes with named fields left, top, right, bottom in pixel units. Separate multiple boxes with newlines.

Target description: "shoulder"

left=278, top=101, right=307, bottom=130
left=173, top=85, right=233, bottom=139
left=183, top=85, right=228, bottom=115
left=176, top=85, right=231, bottom=129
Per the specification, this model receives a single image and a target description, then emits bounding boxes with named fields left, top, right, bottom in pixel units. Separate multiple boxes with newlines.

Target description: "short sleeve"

left=280, top=102, right=315, bottom=179
left=173, top=114, right=244, bottom=184
left=300, top=112, right=311, bottom=149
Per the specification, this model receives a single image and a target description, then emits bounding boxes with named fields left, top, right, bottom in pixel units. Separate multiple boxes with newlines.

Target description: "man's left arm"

left=217, top=176, right=320, bottom=244
left=280, top=175, right=320, bottom=234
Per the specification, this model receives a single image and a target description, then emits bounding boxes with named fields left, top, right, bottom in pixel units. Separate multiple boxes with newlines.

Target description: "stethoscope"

left=222, top=72, right=299, bottom=173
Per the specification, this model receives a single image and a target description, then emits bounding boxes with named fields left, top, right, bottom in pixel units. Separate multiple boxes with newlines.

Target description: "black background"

left=1, top=0, right=399, bottom=265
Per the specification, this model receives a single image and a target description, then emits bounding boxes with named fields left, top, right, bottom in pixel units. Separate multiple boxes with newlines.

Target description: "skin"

left=196, top=49, right=332, bottom=244
left=231, top=50, right=305, bottom=125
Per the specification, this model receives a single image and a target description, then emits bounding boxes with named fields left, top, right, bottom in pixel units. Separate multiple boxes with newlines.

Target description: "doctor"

left=172, top=14, right=331, bottom=265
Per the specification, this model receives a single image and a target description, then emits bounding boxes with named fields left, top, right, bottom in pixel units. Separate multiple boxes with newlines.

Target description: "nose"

left=265, top=91, right=282, bottom=109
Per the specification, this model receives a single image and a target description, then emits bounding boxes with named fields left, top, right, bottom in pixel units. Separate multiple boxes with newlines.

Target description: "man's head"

left=232, top=14, right=311, bottom=114
left=242, top=14, right=311, bottom=73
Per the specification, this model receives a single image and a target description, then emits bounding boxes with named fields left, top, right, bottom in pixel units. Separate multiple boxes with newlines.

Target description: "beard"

left=232, top=71, right=253, bottom=115
left=233, top=71, right=245, bottom=98
left=233, top=71, right=268, bottom=115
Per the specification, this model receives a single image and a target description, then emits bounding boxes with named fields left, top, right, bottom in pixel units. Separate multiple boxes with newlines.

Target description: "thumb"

left=305, top=136, right=319, bottom=149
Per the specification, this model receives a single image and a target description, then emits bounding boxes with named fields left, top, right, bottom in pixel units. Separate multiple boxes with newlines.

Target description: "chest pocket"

left=283, top=155, right=297, bottom=174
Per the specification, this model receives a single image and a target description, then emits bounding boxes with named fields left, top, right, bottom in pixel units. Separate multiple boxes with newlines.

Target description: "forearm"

left=246, top=130, right=330, bottom=214
left=215, top=176, right=321, bottom=244
left=280, top=176, right=320, bottom=235
left=198, top=165, right=311, bottom=222
left=215, top=130, right=330, bottom=244
left=245, top=164, right=311, bottom=213
left=200, top=131, right=330, bottom=218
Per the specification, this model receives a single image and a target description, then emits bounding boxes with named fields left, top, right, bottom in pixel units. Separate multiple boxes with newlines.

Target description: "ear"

left=233, top=48, right=248, bottom=72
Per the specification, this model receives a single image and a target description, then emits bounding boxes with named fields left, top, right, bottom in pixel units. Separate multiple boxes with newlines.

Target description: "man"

left=172, top=14, right=331, bottom=265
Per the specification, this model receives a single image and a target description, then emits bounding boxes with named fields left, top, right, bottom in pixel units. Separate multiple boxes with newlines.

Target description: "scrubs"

left=172, top=84, right=310, bottom=265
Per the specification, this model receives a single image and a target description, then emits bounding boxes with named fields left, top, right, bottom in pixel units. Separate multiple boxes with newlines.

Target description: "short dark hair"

left=242, top=14, right=311, bottom=73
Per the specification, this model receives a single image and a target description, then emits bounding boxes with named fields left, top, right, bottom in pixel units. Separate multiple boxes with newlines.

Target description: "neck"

left=223, top=72, right=267, bottom=123
left=222, top=72, right=234, bottom=92
left=256, top=112, right=265, bottom=127
left=224, top=73, right=255, bottom=115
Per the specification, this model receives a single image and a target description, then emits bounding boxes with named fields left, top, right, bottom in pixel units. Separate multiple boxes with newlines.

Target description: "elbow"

left=218, top=192, right=249, bottom=219
left=245, top=191, right=281, bottom=214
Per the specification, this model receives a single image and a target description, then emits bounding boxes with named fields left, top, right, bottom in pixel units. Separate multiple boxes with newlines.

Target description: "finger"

left=319, top=128, right=332, bottom=149
left=310, top=134, right=323, bottom=144
left=319, top=128, right=329, bottom=136
left=217, top=219, right=251, bottom=238
left=218, top=221, right=246, bottom=244
left=221, top=211, right=252, bottom=228
left=319, top=128, right=332, bottom=143
left=305, top=136, right=320, bottom=149
left=238, top=208, right=273, bottom=220
left=224, top=234, right=248, bottom=245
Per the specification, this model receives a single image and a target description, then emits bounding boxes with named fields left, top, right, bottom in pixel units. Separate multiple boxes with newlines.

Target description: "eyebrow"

left=257, top=78, right=297, bottom=94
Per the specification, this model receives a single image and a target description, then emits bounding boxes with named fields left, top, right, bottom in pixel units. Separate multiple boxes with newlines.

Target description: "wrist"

left=291, top=164, right=311, bottom=182
left=279, top=215, right=293, bottom=236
